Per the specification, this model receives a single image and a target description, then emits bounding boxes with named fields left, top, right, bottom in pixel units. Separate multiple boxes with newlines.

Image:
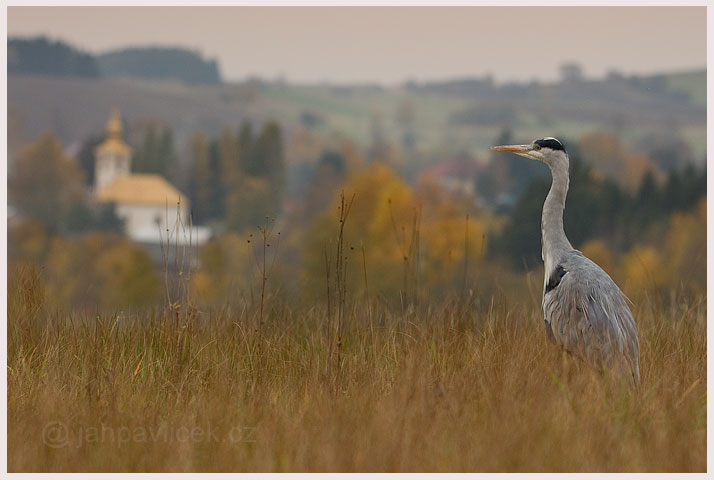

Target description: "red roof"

left=423, top=155, right=484, bottom=179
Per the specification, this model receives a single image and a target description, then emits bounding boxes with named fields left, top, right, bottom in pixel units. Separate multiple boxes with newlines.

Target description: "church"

left=93, top=110, right=211, bottom=246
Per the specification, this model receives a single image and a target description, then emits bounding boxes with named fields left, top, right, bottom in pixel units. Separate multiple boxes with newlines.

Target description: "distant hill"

left=7, top=37, right=222, bottom=84
left=97, top=47, right=221, bottom=84
left=8, top=37, right=101, bottom=78
left=7, top=69, right=706, bottom=172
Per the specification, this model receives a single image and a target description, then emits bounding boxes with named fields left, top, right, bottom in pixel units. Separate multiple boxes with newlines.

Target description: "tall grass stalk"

left=7, top=280, right=705, bottom=472
left=159, top=197, right=197, bottom=326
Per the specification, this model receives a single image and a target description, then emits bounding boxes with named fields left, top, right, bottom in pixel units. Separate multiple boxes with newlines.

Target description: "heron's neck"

left=542, top=164, right=572, bottom=271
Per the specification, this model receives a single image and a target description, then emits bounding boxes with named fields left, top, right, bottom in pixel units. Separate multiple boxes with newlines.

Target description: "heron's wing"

left=543, top=251, right=640, bottom=382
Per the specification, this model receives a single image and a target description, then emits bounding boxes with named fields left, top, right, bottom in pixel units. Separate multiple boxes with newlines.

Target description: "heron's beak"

left=490, top=144, right=534, bottom=155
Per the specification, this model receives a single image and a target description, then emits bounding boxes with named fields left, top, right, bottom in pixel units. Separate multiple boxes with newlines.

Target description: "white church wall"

left=116, top=203, right=191, bottom=244
left=95, top=153, right=130, bottom=192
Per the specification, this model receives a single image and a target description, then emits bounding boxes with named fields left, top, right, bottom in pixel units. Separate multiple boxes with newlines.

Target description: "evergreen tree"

left=217, top=127, right=241, bottom=190
left=220, top=121, right=286, bottom=231
left=158, top=128, right=179, bottom=183
left=633, top=170, right=661, bottom=228
left=132, top=126, right=159, bottom=174
left=678, top=163, right=706, bottom=210
left=76, top=134, right=103, bottom=187
left=208, top=140, right=225, bottom=220
left=187, top=131, right=213, bottom=223
left=66, top=202, right=124, bottom=233
left=238, top=122, right=256, bottom=176
left=224, top=176, right=272, bottom=232
left=661, top=163, right=706, bottom=213
left=492, top=157, right=626, bottom=269
left=132, top=125, right=177, bottom=179
left=253, top=121, right=286, bottom=214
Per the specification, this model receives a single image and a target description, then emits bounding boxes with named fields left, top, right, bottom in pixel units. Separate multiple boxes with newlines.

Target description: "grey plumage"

left=542, top=251, right=640, bottom=384
left=492, top=137, right=640, bottom=386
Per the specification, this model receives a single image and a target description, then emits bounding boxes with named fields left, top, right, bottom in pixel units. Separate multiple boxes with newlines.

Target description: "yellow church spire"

left=94, top=108, right=133, bottom=192
left=105, top=108, right=124, bottom=140
left=96, top=108, right=132, bottom=157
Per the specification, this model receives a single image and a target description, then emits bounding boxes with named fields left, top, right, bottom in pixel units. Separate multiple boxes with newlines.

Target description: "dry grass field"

left=7, top=265, right=706, bottom=473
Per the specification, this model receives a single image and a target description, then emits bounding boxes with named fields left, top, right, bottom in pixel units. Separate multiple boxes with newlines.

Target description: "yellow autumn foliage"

left=618, top=197, right=705, bottom=297
left=579, top=239, right=614, bottom=275
left=8, top=220, right=50, bottom=262
left=44, top=233, right=160, bottom=309
left=94, top=241, right=161, bottom=309
left=302, top=163, right=490, bottom=301
left=664, top=197, right=706, bottom=294
left=619, top=245, right=667, bottom=296
left=325, top=163, right=418, bottom=296
left=192, top=233, right=255, bottom=305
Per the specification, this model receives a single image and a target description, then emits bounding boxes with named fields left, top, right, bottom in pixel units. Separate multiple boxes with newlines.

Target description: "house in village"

left=93, top=110, right=211, bottom=247
left=422, top=153, right=483, bottom=197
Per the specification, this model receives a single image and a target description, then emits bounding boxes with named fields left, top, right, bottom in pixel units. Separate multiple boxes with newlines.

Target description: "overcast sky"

left=7, top=6, right=706, bottom=85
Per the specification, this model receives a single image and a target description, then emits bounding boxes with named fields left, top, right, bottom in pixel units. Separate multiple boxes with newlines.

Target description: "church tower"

left=94, top=109, right=132, bottom=192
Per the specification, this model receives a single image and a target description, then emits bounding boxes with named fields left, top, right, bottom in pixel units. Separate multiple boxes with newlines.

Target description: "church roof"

left=96, top=174, right=189, bottom=208
left=96, top=138, right=132, bottom=156
left=95, top=109, right=132, bottom=156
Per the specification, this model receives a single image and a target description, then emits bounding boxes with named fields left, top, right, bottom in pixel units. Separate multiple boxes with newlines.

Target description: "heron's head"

left=491, top=137, right=568, bottom=171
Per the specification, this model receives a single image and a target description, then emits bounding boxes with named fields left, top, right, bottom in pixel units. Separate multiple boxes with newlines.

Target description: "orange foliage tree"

left=578, top=132, right=660, bottom=190
left=9, top=133, right=85, bottom=231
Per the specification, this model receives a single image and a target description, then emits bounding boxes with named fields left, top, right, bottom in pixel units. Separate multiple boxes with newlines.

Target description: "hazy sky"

left=7, top=6, right=706, bottom=85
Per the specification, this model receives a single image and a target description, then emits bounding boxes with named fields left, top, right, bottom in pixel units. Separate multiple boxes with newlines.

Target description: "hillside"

left=7, top=70, right=706, bottom=169
left=8, top=37, right=100, bottom=78
left=7, top=37, right=221, bottom=84
left=97, top=47, right=221, bottom=84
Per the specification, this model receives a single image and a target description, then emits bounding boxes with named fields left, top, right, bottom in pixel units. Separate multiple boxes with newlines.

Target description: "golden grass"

left=7, top=273, right=706, bottom=472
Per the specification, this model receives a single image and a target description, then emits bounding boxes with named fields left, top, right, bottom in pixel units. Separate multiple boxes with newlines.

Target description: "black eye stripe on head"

left=534, top=137, right=566, bottom=153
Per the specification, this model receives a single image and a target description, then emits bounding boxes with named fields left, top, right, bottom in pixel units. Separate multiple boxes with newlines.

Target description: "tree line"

left=112, top=119, right=287, bottom=233
left=8, top=37, right=222, bottom=84
left=491, top=156, right=706, bottom=269
left=185, top=121, right=286, bottom=231
left=10, top=119, right=286, bottom=236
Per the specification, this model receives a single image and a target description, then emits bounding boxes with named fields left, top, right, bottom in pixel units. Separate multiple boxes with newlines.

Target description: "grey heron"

left=491, top=137, right=640, bottom=386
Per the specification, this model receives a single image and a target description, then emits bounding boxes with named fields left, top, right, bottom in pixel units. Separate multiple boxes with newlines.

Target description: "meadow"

left=7, top=264, right=706, bottom=472
left=7, top=21, right=708, bottom=474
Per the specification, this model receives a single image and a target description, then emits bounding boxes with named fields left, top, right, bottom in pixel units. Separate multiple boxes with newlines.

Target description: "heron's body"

left=493, top=137, right=640, bottom=386
left=542, top=249, right=640, bottom=384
